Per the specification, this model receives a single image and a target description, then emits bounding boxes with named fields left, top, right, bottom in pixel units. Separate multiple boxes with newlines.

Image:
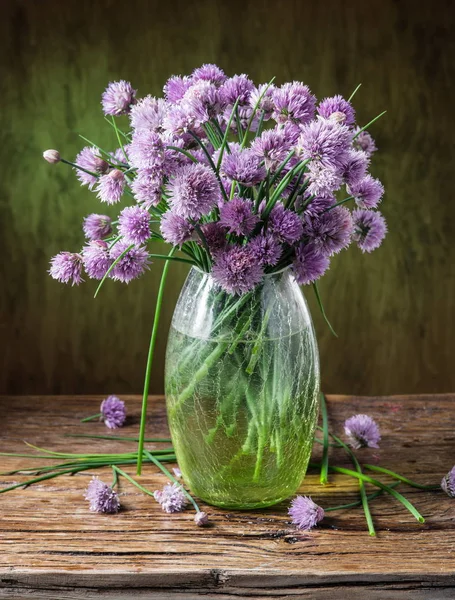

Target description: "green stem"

left=216, top=98, right=240, bottom=171
left=325, top=481, right=399, bottom=512
left=65, top=433, right=172, bottom=443
left=136, top=248, right=176, bottom=475
left=313, top=282, right=338, bottom=337
left=353, top=111, right=387, bottom=139
left=240, top=77, right=275, bottom=149
left=323, top=196, right=354, bottom=212
left=363, top=464, right=441, bottom=491
left=60, top=158, right=98, bottom=179
left=80, top=413, right=101, bottom=423
left=319, top=393, right=330, bottom=485
left=348, top=83, right=362, bottom=102
left=143, top=450, right=200, bottom=512
left=148, top=253, right=195, bottom=265
left=94, top=243, right=135, bottom=299
left=111, top=466, right=119, bottom=489
left=112, top=465, right=155, bottom=496
left=111, top=116, right=129, bottom=163
left=167, top=146, right=198, bottom=164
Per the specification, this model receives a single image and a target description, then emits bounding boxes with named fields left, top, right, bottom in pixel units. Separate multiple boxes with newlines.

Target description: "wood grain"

left=0, top=395, right=454, bottom=598
left=0, top=0, right=455, bottom=397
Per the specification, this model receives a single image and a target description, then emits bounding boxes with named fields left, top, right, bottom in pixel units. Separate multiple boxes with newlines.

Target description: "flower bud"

left=109, top=168, right=124, bottom=181
left=329, top=111, right=347, bottom=124
left=194, top=511, right=209, bottom=527
left=43, top=149, right=61, bottom=164
left=94, top=157, right=109, bottom=174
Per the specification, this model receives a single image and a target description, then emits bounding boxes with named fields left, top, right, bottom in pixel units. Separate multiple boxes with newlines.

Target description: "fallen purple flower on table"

left=100, top=395, right=126, bottom=429
left=85, top=477, right=120, bottom=513
left=154, top=483, right=187, bottom=513
left=288, top=495, right=324, bottom=531
left=172, top=467, right=182, bottom=479
left=344, top=414, right=381, bottom=449
left=194, top=511, right=209, bottom=527
left=441, top=467, right=455, bottom=498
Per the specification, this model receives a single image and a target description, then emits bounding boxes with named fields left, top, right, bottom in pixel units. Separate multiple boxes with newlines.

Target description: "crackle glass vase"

left=165, top=267, right=320, bottom=509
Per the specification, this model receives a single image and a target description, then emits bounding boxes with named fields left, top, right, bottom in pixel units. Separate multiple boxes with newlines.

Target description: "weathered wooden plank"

left=0, top=395, right=454, bottom=597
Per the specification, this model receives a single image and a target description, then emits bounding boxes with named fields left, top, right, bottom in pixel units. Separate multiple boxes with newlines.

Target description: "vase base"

left=192, top=492, right=293, bottom=511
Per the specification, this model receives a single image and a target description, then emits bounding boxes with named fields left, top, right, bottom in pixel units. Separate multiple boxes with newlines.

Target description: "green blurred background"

left=1, top=0, right=454, bottom=396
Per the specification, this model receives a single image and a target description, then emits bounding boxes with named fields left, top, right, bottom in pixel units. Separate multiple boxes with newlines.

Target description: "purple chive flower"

left=441, top=467, right=455, bottom=498
left=163, top=75, right=193, bottom=103
left=154, top=483, right=187, bottom=513
left=83, top=214, right=112, bottom=240
left=194, top=511, right=209, bottom=526
left=348, top=174, right=384, bottom=209
left=272, top=82, right=316, bottom=126
left=192, top=63, right=226, bottom=87
left=219, top=197, right=259, bottom=236
left=299, top=194, right=335, bottom=216
left=160, top=211, right=194, bottom=246
left=317, top=95, right=356, bottom=127
left=353, top=127, right=377, bottom=157
left=182, top=81, right=220, bottom=126
left=344, top=414, right=381, bottom=449
left=162, top=103, right=202, bottom=140
left=167, top=163, right=221, bottom=219
left=82, top=241, right=112, bottom=280
left=305, top=163, right=343, bottom=197
left=303, top=206, right=354, bottom=256
left=341, top=149, right=369, bottom=187
left=352, top=209, right=387, bottom=253
left=220, top=74, right=254, bottom=107
left=249, top=233, right=282, bottom=266
left=96, top=169, right=125, bottom=205
left=131, top=168, right=163, bottom=208
left=201, top=222, right=228, bottom=256
left=212, top=245, right=264, bottom=295
left=221, top=148, right=266, bottom=187
left=130, top=96, right=167, bottom=131
left=49, top=252, right=83, bottom=285
left=249, top=83, right=276, bottom=120
left=109, top=241, right=150, bottom=283
left=85, top=477, right=120, bottom=514
left=129, top=130, right=165, bottom=170
left=43, top=149, right=61, bottom=164
left=100, top=395, right=127, bottom=429
left=288, top=496, right=324, bottom=531
left=75, top=146, right=102, bottom=189
left=172, top=467, right=182, bottom=479
left=101, top=80, right=136, bottom=116
left=298, top=119, right=351, bottom=169
left=251, top=128, right=291, bottom=171
left=268, top=203, right=304, bottom=244
left=293, top=243, right=330, bottom=285
left=118, top=206, right=151, bottom=245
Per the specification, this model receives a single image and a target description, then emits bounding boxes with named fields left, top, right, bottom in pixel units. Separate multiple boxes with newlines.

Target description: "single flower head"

left=96, top=169, right=125, bottom=205
left=293, top=242, right=330, bottom=285
left=348, top=174, right=384, bottom=209
left=129, top=130, right=165, bottom=170
left=83, top=214, right=113, bottom=241
left=249, top=83, right=276, bottom=120
left=297, top=118, right=351, bottom=169
left=288, top=495, right=324, bottom=530
left=249, top=233, right=282, bottom=266
left=118, top=206, right=151, bottom=245
left=219, top=74, right=254, bottom=107
left=302, top=206, right=354, bottom=257
left=352, top=209, right=387, bottom=253
left=344, top=414, right=381, bottom=449
left=109, top=241, right=150, bottom=283
left=49, top=252, right=83, bottom=285
left=272, top=81, right=316, bottom=126
left=85, top=477, right=120, bottom=514
left=305, top=162, right=343, bottom=197
left=167, top=163, right=221, bottom=220
left=130, top=96, right=167, bottom=131
left=441, top=467, right=455, bottom=498
left=317, top=95, right=356, bottom=127
left=82, top=240, right=112, bottom=280
left=212, top=245, right=264, bottom=295
left=251, top=128, right=292, bottom=172
left=201, top=221, right=228, bottom=256
left=131, top=168, right=163, bottom=208
left=219, top=197, right=259, bottom=236
left=43, top=149, right=61, bottom=164
left=181, top=81, right=220, bottom=126
left=267, top=202, right=304, bottom=245
left=154, top=483, right=187, bottom=513
left=194, top=511, right=209, bottom=526
left=341, top=149, right=369, bottom=187
left=101, top=80, right=136, bottom=116
left=163, top=75, right=193, bottom=103
left=160, top=211, right=194, bottom=246
left=222, top=148, right=266, bottom=187
left=75, top=146, right=102, bottom=189
left=192, top=63, right=226, bottom=87
left=100, top=395, right=126, bottom=429
left=353, top=127, right=377, bottom=157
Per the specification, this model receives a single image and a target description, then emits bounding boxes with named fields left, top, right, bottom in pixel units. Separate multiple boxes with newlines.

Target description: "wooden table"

left=0, top=395, right=454, bottom=599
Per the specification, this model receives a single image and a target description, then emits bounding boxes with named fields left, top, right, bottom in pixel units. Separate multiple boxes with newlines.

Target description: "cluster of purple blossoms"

left=288, top=495, right=324, bottom=531
left=46, top=64, right=386, bottom=294
left=154, top=483, right=187, bottom=513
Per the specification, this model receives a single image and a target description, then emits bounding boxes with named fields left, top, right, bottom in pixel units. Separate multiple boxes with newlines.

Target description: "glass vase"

left=165, top=267, right=320, bottom=509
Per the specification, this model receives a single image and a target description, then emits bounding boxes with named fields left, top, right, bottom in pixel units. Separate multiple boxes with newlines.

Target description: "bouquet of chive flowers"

left=44, top=64, right=388, bottom=510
